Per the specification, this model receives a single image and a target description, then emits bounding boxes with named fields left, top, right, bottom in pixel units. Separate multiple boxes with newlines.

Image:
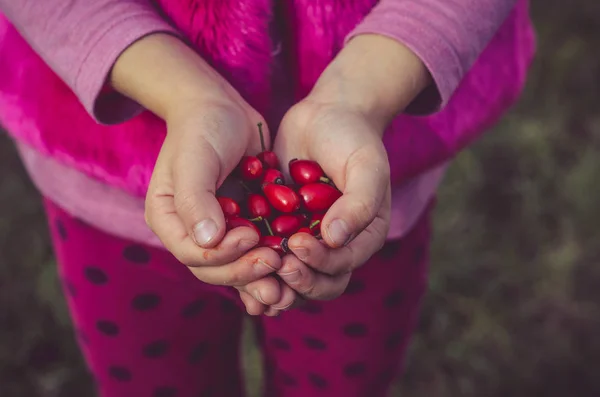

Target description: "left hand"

left=274, top=34, right=432, bottom=305
left=235, top=34, right=432, bottom=314
left=273, top=98, right=392, bottom=301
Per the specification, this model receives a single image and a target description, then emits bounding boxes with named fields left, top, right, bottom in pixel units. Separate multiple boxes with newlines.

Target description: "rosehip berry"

left=263, top=183, right=301, bottom=213
left=271, top=214, right=305, bottom=237
left=296, top=227, right=312, bottom=234
left=248, top=194, right=271, bottom=219
left=259, top=235, right=289, bottom=256
left=262, top=168, right=285, bottom=187
left=298, top=183, right=342, bottom=212
left=239, top=156, right=263, bottom=181
left=255, top=121, right=281, bottom=169
left=289, top=159, right=330, bottom=185
left=226, top=216, right=261, bottom=236
left=258, top=151, right=280, bottom=169
left=217, top=197, right=241, bottom=218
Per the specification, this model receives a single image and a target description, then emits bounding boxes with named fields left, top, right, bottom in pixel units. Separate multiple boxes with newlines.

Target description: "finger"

left=236, top=276, right=282, bottom=306
left=321, top=145, right=390, bottom=248
left=238, top=290, right=266, bottom=316
left=146, top=185, right=259, bottom=265
left=287, top=212, right=388, bottom=276
left=187, top=247, right=281, bottom=286
left=270, top=282, right=299, bottom=311
left=171, top=135, right=228, bottom=248
left=278, top=255, right=352, bottom=301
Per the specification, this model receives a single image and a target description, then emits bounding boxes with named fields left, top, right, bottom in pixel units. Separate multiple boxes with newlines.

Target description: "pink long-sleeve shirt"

left=0, top=0, right=523, bottom=247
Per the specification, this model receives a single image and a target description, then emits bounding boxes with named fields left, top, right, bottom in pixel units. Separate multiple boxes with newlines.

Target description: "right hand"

left=111, top=34, right=297, bottom=313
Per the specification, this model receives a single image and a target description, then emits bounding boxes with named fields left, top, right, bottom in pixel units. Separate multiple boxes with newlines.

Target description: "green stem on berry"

left=248, top=216, right=263, bottom=222
left=309, top=220, right=321, bottom=229
left=257, top=122, right=266, bottom=152
left=264, top=218, right=274, bottom=236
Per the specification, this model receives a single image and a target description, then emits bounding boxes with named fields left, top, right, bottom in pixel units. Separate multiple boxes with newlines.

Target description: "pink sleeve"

left=347, top=0, right=518, bottom=114
left=0, top=0, right=179, bottom=124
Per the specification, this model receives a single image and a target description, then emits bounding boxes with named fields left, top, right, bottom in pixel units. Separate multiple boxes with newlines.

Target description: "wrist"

left=110, top=33, right=237, bottom=120
left=308, top=34, right=431, bottom=132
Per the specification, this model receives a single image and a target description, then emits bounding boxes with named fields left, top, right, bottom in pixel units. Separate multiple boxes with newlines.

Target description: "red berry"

left=217, top=197, right=241, bottom=218
left=258, top=235, right=289, bottom=256
left=296, top=227, right=312, bottom=234
left=239, top=156, right=263, bottom=181
left=298, top=183, right=342, bottom=212
left=263, top=183, right=301, bottom=213
left=258, top=151, right=280, bottom=169
left=271, top=214, right=305, bottom=237
left=248, top=194, right=271, bottom=219
left=262, top=168, right=285, bottom=187
left=289, top=159, right=329, bottom=185
left=226, top=216, right=261, bottom=236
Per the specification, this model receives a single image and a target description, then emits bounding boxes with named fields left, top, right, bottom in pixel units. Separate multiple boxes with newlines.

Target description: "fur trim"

left=0, top=0, right=535, bottom=197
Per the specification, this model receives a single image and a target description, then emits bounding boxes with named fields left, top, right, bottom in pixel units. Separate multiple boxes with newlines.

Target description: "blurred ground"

left=2, top=1, right=600, bottom=396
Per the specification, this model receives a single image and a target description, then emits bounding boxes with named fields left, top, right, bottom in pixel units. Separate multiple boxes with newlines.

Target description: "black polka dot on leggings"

left=413, top=245, right=425, bottom=266
left=379, top=242, right=401, bottom=259
left=55, top=219, right=68, bottom=240
left=181, top=299, right=206, bottom=318
left=343, top=362, right=367, bottom=377
left=280, top=372, right=297, bottom=387
left=303, top=336, right=327, bottom=350
left=108, top=366, right=132, bottom=382
left=383, top=289, right=404, bottom=308
left=308, top=373, right=328, bottom=389
left=220, top=298, right=238, bottom=313
left=298, top=301, right=322, bottom=314
left=385, top=330, right=404, bottom=350
left=188, top=342, right=209, bottom=365
left=122, top=244, right=151, bottom=264
left=271, top=337, right=291, bottom=351
left=198, top=387, right=214, bottom=397
left=153, top=386, right=178, bottom=397
left=344, top=279, right=366, bottom=295
left=96, top=320, right=119, bottom=336
left=84, top=266, right=108, bottom=285
left=343, top=323, right=368, bottom=337
left=132, top=293, right=161, bottom=311
left=377, top=368, right=395, bottom=384
left=143, top=340, right=169, bottom=358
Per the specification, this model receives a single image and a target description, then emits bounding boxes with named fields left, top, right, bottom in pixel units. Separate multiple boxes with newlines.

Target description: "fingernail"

left=291, top=247, right=309, bottom=261
left=254, top=290, right=266, bottom=305
left=257, top=259, right=277, bottom=272
left=193, top=219, right=218, bottom=246
left=326, top=219, right=350, bottom=247
left=279, top=269, right=301, bottom=284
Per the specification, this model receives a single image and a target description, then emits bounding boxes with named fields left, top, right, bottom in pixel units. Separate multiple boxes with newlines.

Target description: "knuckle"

left=173, top=189, right=201, bottom=217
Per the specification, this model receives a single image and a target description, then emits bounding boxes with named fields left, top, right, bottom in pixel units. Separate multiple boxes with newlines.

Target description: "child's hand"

left=273, top=34, right=431, bottom=301
left=111, top=34, right=285, bottom=304
left=273, top=100, right=392, bottom=300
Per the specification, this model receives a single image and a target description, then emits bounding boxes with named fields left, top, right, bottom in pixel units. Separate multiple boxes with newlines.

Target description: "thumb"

left=321, top=147, right=390, bottom=248
left=172, top=136, right=230, bottom=248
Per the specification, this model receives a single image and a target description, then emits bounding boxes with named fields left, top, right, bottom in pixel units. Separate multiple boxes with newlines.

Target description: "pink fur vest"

left=0, top=0, right=535, bottom=198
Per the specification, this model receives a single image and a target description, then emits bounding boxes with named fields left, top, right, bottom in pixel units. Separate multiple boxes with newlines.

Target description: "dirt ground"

left=2, top=1, right=600, bottom=396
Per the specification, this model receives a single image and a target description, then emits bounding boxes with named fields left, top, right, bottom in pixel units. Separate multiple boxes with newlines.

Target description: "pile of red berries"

left=216, top=123, right=342, bottom=256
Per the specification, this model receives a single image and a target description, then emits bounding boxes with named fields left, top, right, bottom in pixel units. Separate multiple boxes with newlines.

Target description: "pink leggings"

left=44, top=198, right=431, bottom=397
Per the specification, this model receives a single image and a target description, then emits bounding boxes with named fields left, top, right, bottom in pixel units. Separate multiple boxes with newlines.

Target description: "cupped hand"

left=273, top=99, right=392, bottom=301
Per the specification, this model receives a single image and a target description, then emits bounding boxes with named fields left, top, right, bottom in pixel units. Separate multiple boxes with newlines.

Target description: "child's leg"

left=258, top=206, right=432, bottom=397
left=44, top=199, right=246, bottom=397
